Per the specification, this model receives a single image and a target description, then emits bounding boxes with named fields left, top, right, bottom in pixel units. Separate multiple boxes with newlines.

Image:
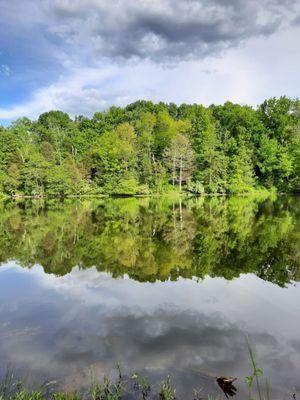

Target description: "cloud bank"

left=48, top=0, right=296, bottom=62
left=0, top=0, right=299, bottom=121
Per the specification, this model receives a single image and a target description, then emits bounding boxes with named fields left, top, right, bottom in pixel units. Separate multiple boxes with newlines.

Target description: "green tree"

left=92, top=122, right=139, bottom=194
left=163, top=132, right=195, bottom=191
left=228, top=143, right=256, bottom=193
left=196, top=124, right=228, bottom=193
left=136, top=112, right=156, bottom=187
left=0, top=97, right=299, bottom=197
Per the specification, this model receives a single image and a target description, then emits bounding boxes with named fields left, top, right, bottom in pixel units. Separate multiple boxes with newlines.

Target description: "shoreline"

left=1, top=190, right=294, bottom=201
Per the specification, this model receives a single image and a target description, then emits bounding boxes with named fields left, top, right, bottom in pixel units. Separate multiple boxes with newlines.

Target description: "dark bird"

left=216, top=376, right=237, bottom=398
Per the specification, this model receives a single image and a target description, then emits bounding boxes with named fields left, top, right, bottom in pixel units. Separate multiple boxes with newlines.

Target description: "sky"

left=0, top=0, right=300, bottom=123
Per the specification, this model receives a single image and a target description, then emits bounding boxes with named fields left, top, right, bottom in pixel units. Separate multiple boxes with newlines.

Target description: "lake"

left=0, top=195, right=299, bottom=399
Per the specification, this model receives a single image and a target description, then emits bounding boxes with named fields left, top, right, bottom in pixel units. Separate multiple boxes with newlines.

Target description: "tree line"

left=0, top=97, right=299, bottom=196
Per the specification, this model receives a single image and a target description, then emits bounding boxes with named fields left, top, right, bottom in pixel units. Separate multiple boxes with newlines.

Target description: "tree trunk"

left=173, top=201, right=176, bottom=231
left=179, top=198, right=183, bottom=230
left=72, top=146, right=77, bottom=159
left=172, top=156, right=176, bottom=186
left=148, top=143, right=151, bottom=162
left=179, top=156, right=183, bottom=192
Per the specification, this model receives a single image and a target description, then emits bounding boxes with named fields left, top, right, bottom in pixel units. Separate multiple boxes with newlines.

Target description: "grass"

left=244, top=336, right=272, bottom=400
left=159, top=376, right=176, bottom=400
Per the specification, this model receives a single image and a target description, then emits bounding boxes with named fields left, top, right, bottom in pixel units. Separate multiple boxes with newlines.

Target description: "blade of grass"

left=245, top=336, right=262, bottom=400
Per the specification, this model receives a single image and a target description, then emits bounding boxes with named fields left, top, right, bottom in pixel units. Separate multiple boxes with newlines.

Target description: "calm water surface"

left=0, top=196, right=299, bottom=399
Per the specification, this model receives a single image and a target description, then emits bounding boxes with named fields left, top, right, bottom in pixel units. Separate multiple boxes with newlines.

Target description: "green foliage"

left=186, top=180, right=205, bottom=195
left=0, top=97, right=299, bottom=197
left=89, top=365, right=124, bottom=400
left=0, top=128, right=21, bottom=168
left=195, top=123, right=228, bottom=193
left=228, top=143, right=256, bottom=193
left=258, top=96, right=297, bottom=142
left=159, top=377, right=176, bottom=400
left=38, top=110, right=71, bottom=130
left=0, top=360, right=282, bottom=400
left=245, top=337, right=270, bottom=400
left=111, top=176, right=140, bottom=195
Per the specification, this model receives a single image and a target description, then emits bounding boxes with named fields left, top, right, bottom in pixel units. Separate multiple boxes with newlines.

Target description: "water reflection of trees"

left=0, top=196, right=299, bottom=286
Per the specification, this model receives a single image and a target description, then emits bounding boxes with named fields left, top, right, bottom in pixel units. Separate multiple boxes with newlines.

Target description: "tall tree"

left=163, top=132, right=195, bottom=191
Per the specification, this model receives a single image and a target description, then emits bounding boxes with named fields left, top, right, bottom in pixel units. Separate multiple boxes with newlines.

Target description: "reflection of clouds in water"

left=0, top=264, right=300, bottom=398
left=0, top=301, right=296, bottom=396
left=0, top=304, right=277, bottom=396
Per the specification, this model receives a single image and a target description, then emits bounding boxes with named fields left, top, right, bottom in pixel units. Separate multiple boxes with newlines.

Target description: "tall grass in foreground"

left=244, top=337, right=271, bottom=400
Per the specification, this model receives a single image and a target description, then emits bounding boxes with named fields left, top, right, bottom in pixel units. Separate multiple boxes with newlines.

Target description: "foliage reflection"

left=0, top=195, right=299, bottom=286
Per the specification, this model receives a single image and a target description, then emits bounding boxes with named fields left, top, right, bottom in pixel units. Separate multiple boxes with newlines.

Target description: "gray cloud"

left=46, top=0, right=296, bottom=63
left=292, top=14, right=300, bottom=25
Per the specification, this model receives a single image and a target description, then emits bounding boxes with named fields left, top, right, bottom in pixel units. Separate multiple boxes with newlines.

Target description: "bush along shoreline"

left=0, top=98, right=299, bottom=198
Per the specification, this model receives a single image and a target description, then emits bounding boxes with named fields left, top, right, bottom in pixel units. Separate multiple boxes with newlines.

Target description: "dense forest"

left=0, top=97, right=299, bottom=197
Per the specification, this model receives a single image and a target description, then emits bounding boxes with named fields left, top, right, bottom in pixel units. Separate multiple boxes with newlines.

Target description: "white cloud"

left=1, top=21, right=300, bottom=122
left=0, top=0, right=299, bottom=121
left=0, top=64, right=11, bottom=77
left=0, top=65, right=116, bottom=119
left=0, top=61, right=162, bottom=120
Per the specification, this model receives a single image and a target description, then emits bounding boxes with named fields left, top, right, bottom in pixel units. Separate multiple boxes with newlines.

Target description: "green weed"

left=245, top=336, right=270, bottom=400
